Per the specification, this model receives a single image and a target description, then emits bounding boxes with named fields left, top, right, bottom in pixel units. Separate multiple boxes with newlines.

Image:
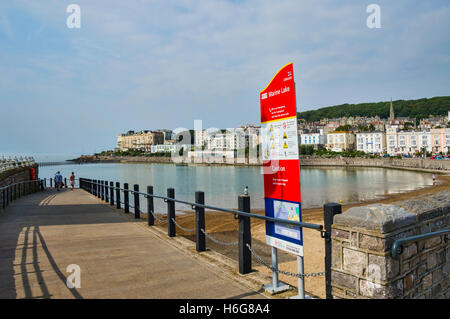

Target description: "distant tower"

left=389, top=98, right=395, bottom=121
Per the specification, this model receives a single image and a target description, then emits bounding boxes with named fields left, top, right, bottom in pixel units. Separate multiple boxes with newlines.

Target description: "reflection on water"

left=39, top=163, right=433, bottom=212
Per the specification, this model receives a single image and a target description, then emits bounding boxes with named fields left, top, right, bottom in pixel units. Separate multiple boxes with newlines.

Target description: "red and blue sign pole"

left=260, top=62, right=305, bottom=297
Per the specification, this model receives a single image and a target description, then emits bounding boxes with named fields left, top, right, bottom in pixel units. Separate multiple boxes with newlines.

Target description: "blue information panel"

left=265, top=197, right=303, bottom=256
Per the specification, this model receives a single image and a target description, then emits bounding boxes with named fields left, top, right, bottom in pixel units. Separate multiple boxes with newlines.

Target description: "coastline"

left=70, top=155, right=450, bottom=174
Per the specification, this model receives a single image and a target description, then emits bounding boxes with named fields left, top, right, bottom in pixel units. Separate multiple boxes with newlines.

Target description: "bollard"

left=133, top=184, right=140, bottom=219
left=124, top=183, right=129, bottom=213
left=167, top=188, right=175, bottom=237
left=50, top=178, right=53, bottom=188
left=44, top=178, right=47, bottom=188
left=324, top=203, right=342, bottom=299
left=238, top=195, right=252, bottom=275
left=195, top=191, right=206, bottom=252
left=64, top=178, right=67, bottom=189
left=110, top=182, right=114, bottom=206
left=105, top=181, right=109, bottom=203
left=116, top=182, right=121, bottom=209
left=147, top=186, right=154, bottom=226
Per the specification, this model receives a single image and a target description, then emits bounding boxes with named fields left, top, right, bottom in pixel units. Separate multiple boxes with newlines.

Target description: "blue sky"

left=0, top=0, right=449, bottom=156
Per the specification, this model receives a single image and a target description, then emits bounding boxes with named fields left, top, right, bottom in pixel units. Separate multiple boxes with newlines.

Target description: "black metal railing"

left=0, top=179, right=43, bottom=210
left=78, top=178, right=323, bottom=273
left=391, top=228, right=450, bottom=259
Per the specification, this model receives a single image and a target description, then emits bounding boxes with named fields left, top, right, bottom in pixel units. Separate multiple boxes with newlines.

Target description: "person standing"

left=55, top=171, right=63, bottom=191
left=432, top=174, right=436, bottom=186
left=69, top=172, right=75, bottom=190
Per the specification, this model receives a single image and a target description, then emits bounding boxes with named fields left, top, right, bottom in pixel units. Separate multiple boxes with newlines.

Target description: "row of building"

left=116, top=105, right=450, bottom=157
left=301, top=127, right=450, bottom=155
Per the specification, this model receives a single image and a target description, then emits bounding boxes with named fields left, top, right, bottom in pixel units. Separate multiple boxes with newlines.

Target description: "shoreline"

left=69, top=155, right=450, bottom=174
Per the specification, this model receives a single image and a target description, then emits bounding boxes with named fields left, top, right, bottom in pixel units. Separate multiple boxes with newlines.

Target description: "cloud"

left=0, top=0, right=449, bottom=154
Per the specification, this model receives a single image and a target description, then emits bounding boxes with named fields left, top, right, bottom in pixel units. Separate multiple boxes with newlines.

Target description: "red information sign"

left=260, top=62, right=303, bottom=256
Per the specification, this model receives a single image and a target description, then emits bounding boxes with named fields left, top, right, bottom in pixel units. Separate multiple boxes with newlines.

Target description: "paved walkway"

left=0, top=188, right=264, bottom=299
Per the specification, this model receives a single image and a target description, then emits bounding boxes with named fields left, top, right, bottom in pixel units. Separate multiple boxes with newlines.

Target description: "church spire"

left=389, top=98, right=394, bottom=121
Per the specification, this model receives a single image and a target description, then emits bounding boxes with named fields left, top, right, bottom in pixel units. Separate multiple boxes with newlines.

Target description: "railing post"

left=147, top=186, right=154, bottom=226
left=18, top=182, right=21, bottom=198
left=167, top=188, right=175, bottom=237
left=238, top=195, right=252, bottom=275
left=101, top=181, right=105, bottom=201
left=105, top=180, right=109, bottom=203
left=324, top=203, right=342, bottom=299
left=124, top=183, right=129, bottom=213
left=96, top=180, right=100, bottom=198
left=133, top=184, right=140, bottom=219
left=2, top=189, right=5, bottom=209
left=44, top=178, right=46, bottom=188
left=116, top=182, right=121, bottom=209
left=64, top=178, right=67, bottom=189
left=50, top=178, right=53, bottom=188
left=110, top=182, right=114, bottom=206
left=195, top=191, right=206, bottom=252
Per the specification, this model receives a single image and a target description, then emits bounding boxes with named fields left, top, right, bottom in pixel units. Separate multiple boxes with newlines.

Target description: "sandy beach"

left=146, top=174, right=450, bottom=298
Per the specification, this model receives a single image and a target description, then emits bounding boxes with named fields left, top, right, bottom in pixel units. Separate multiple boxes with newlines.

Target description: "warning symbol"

left=270, top=135, right=274, bottom=141
left=283, top=141, right=288, bottom=149
left=283, top=132, right=287, bottom=139
left=270, top=125, right=273, bottom=132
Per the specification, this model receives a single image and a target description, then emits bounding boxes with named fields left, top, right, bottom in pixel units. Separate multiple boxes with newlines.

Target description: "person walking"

left=69, top=172, right=75, bottom=190
left=432, top=174, right=436, bottom=186
left=55, top=171, right=63, bottom=191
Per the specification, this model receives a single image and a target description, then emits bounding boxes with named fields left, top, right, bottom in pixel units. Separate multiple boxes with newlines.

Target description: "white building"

left=300, top=130, right=327, bottom=148
left=356, top=131, right=386, bottom=154
left=150, top=144, right=177, bottom=153
left=386, top=127, right=431, bottom=155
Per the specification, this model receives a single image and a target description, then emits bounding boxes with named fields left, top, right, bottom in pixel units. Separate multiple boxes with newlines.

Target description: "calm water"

left=39, top=163, right=433, bottom=213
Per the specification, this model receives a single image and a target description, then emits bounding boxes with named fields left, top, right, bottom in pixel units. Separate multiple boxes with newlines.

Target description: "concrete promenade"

left=0, top=188, right=265, bottom=299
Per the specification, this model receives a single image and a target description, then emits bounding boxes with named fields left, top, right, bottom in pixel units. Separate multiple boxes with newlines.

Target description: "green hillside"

left=297, top=96, right=450, bottom=123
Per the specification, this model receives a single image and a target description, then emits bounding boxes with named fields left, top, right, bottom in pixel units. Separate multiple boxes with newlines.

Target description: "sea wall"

left=299, top=157, right=450, bottom=172
left=330, top=189, right=449, bottom=299
left=80, top=155, right=450, bottom=172
left=0, top=165, right=39, bottom=213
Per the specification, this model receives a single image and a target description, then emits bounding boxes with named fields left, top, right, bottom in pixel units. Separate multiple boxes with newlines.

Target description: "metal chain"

left=200, top=229, right=239, bottom=247
left=171, top=218, right=195, bottom=232
left=246, top=244, right=325, bottom=279
left=148, top=210, right=168, bottom=224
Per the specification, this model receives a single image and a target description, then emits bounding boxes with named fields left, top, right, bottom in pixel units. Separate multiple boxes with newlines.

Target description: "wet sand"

left=148, top=174, right=450, bottom=299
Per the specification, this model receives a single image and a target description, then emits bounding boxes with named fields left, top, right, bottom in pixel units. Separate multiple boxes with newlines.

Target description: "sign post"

left=260, top=62, right=304, bottom=296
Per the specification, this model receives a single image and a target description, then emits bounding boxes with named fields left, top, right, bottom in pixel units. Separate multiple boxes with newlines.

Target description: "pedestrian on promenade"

left=432, top=174, right=436, bottom=186
left=55, top=171, right=63, bottom=191
left=69, top=172, right=75, bottom=190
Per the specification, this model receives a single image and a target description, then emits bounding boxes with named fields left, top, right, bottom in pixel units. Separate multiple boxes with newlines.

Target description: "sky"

left=0, top=0, right=449, bottom=157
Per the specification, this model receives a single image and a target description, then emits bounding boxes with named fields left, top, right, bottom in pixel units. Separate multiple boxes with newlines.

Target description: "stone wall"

left=82, top=155, right=450, bottom=171
left=330, top=189, right=449, bottom=299
left=300, top=157, right=450, bottom=172
left=0, top=165, right=39, bottom=213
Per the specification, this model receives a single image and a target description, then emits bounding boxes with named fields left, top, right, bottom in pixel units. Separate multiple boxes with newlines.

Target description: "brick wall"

left=330, top=189, right=449, bottom=299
